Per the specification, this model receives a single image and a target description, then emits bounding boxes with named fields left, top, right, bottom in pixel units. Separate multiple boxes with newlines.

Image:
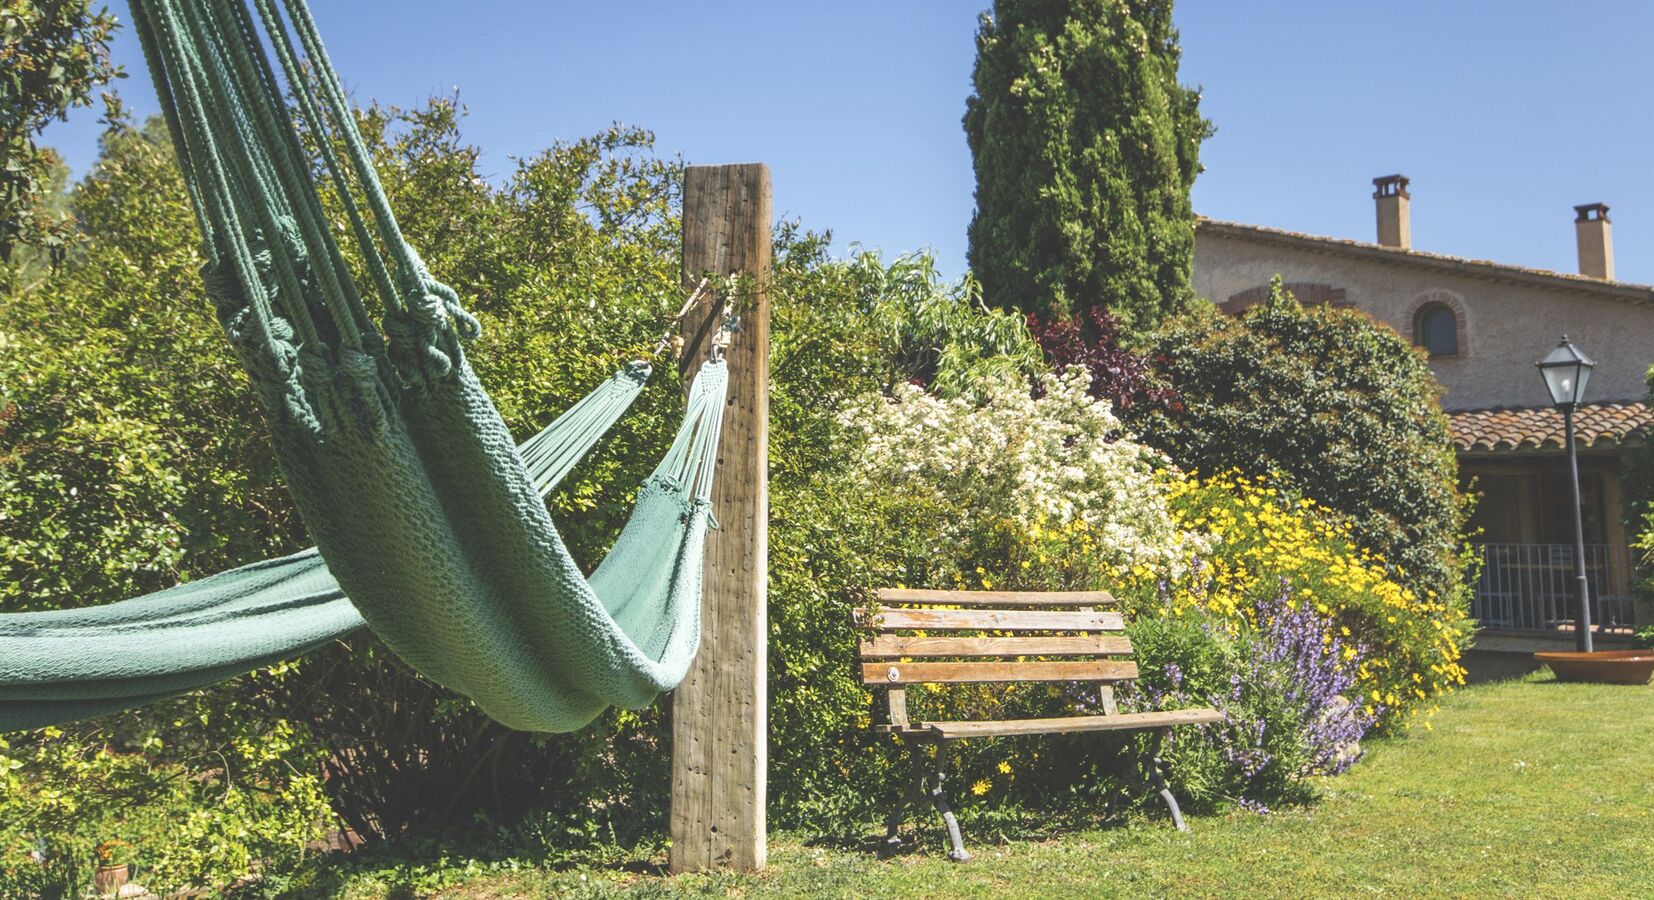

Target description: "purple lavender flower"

left=1237, top=798, right=1272, bottom=816
left=1242, top=586, right=1379, bottom=777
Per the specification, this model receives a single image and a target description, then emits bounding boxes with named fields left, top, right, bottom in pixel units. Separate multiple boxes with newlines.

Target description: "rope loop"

left=297, top=343, right=387, bottom=433
left=381, top=255, right=482, bottom=388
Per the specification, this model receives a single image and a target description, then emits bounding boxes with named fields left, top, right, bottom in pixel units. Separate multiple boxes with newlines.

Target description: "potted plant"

left=93, top=839, right=134, bottom=896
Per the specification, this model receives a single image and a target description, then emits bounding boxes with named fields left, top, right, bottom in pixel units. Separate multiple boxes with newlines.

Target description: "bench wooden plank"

left=861, top=659, right=1139, bottom=685
left=853, top=607, right=1125, bottom=632
left=875, top=588, right=1117, bottom=607
left=923, top=708, right=1224, bottom=738
left=858, top=635, right=1134, bottom=659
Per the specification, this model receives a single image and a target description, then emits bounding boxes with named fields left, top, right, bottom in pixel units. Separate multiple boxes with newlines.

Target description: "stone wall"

left=1193, top=227, right=1654, bottom=411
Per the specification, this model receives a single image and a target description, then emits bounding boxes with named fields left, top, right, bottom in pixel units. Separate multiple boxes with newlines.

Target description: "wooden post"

left=669, top=163, right=770, bottom=873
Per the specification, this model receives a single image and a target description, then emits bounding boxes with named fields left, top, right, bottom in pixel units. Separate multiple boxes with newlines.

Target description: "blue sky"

left=41, top=1, right=1654, bottom=285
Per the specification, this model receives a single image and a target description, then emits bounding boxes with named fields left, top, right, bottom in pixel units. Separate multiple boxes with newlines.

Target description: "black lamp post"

left=1536, top=335, right=1597, bottom=652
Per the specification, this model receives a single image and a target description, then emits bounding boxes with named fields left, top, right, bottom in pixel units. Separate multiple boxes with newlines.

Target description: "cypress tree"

left=964, top=0, right=1209, bottom=335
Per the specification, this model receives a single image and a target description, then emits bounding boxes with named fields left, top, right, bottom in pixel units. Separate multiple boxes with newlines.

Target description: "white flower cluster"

left=845, top=367, right=1208, bottom=574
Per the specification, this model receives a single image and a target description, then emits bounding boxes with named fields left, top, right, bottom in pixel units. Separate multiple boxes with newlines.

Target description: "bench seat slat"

left=876, top=588, right=1116, bottom=607
left=920, top=708, right=1224, bottom=738
left=855, top=607, right=1125, bottom=632
left=862, top=659, right=1138, bottom=685
left=858, top=635, right=1133, bottom=658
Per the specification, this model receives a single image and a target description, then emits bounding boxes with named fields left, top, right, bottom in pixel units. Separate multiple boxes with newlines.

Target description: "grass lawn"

left=318, top=673, right=1653, bottom=898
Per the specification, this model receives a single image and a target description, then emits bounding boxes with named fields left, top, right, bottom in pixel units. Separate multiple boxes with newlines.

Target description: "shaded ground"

left=313, top=673, right=1654, bottom=898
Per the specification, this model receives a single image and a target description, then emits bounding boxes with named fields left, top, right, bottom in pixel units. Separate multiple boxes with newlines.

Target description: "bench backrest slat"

left=875, top=588, right=1116, bottom=607
left=854, top=607, right=1124, bottom=632
left=859, top=635, right=1133, bottom=659
left=856, top=589, right=1141, bottom=727
left=862, top=659, right=1139, bottom=686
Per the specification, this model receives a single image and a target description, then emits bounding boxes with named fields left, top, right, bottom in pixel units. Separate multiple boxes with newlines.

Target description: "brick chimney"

left=1372, top=175, right=1411, bottom=249
left=1574, top=203, right=1613, bottom=280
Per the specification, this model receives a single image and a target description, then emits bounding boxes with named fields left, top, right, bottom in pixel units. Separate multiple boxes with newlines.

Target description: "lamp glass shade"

left=1536, top=338, right=1596, bottom=408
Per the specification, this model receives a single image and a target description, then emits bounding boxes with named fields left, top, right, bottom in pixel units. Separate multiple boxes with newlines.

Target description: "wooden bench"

left=854, top=587, right=1223, bottom=861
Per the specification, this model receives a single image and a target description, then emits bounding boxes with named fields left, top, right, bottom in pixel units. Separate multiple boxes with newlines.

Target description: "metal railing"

left=1472, top=542, right=1637, bottom=634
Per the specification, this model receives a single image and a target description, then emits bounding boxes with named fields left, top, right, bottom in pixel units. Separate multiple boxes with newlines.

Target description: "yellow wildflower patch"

left=1125, top=472, right=1471, bottom=728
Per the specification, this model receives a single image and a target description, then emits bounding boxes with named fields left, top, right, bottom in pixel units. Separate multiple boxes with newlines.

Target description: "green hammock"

left=0, top=361, right=722, bottom=732
left=0, top=0, right=728, bottom=734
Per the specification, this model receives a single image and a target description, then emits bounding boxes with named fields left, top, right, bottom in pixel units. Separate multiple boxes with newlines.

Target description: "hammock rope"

left=0, top=0, right=730, bottom=734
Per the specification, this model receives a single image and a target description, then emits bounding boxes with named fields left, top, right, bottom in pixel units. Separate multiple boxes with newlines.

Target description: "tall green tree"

left=0, top=0, right=121, bottom=268
left=964, top=0, right=1208, bottom=336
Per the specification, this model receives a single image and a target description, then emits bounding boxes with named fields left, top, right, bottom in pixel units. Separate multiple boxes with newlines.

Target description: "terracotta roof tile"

left=1448, top=402, right=1654, bottom=453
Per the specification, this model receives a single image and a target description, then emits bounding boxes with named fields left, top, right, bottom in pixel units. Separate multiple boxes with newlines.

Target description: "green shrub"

left=1121, top=473, right=1470, bottom=728
left=1, top=116, right=294, bottom=615
left=0, top=670, right=331, bottom=897
left=1127, top=591, right=1375, bottom=812
left=2, top=112, right=334, bottom=898
left=1126, top=279, right=1474, bottom=614
left=1617, top=366, right=1654, bottom=615
left=765, top=247, right=1084, bottom=830
left=0, top=0, right=121, bottom=267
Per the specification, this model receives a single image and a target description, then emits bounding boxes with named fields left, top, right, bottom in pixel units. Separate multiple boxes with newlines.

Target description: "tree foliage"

left=963, top=0, right=1208, bottom=336
left=0, top=0, right=121, bottom=267
left=1028, top=306, right=1181, bottom=413
left=0, top=115, right=289, bottom=615
left=1126, top=280, right=1474, bottom=612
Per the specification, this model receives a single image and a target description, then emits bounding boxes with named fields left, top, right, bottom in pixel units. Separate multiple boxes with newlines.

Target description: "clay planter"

left=93, top=863, right=129, bottom=896
left=1534, top=650, right=1654, bottom=685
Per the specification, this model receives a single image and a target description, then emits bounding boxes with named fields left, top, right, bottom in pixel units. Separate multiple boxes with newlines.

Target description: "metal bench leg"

left=927, top=739, right=971, bottom=862
left=884, top=740, right=929, bottom=849
left=1148, top=728, right=1189, bottom=833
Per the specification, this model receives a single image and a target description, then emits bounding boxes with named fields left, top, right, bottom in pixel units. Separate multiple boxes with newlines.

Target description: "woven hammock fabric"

left=0, top=0, right=728, bottom=734
left=0, top=550, right=355, bottom=732
left=0, top=362, right=693, bottom=732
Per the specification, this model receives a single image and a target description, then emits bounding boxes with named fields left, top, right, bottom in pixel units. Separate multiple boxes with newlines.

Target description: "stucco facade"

left=1193, top=220, right=1654, bottom=411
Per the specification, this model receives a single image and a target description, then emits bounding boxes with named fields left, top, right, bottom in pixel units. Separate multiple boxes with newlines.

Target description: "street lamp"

left=1536, top=335, right=1597, bottom=652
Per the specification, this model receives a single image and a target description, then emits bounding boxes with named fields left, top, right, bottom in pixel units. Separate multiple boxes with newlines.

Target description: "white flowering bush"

left=844, top=366, right=1208, bottom=586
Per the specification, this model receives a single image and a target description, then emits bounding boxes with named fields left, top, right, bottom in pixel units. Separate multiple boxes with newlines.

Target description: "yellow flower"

left=997, top=760, right=1013, bottom=775
left=971, top=779, right=991, bottom=796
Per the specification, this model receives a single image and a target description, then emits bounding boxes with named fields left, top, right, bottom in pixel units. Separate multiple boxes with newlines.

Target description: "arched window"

left=1414, top=303, right=1460, bottom=357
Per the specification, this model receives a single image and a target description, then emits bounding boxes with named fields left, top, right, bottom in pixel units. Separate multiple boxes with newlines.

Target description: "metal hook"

left=709, top=312, right=739, bottom=362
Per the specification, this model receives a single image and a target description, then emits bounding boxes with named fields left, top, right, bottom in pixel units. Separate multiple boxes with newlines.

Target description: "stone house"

left=1193, top=176, right=1654, bottom=659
